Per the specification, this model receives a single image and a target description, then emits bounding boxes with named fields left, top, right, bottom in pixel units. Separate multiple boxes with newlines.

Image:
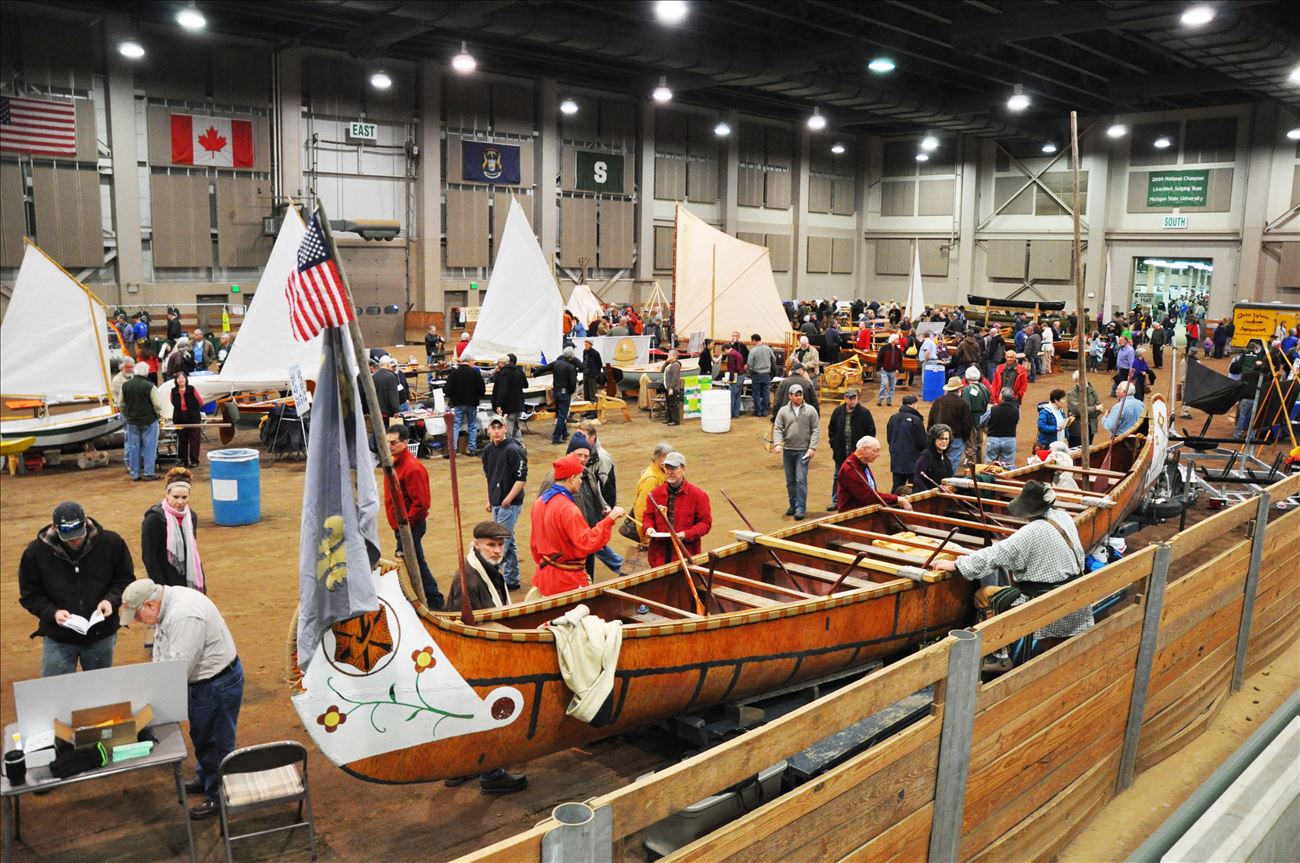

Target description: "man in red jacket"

left=641, top=451, right=713, bottom=568
left=384, top=424, right=444, bottom=609
left=530, top=454, right=626, bottom=596
left=991, top=351, right=1029, bottom=404
left=837, top=436, right=915, bottom=513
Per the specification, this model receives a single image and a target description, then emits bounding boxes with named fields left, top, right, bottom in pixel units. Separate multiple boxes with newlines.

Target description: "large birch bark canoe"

left=289, top=398, right=1168, bottom=784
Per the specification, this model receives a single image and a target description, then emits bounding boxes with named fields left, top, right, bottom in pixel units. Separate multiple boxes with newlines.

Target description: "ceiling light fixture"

left=1041, top=142, right=1058, bottom=154
left=1287, top=128, right=1300, bottom=141
left=916, top=153, right=930, bottom=162
left=451, top=41, right=476, bottom=75
left=560, top=98, right=579, bottom=115
left=1107, top=124, right=1128, bottom=138
left=867, top=57, right=896, bottom=74
left=1007, top=84, right=1030, bottom=112
left=1153, top=135, right=1172, bottom=149
left=831, top=142, right=845, bottom=155
left=117, top=40, right=145, bottom=59
left=807, top=107, right=827, bottom=131
left=370, top=72, right=392, bottom=90
left=714, top=121, right=731, bottom=137
left=652, top=76, right=673, bottom=103
left=654, top=1, right=688, bottom=24
left=920, top=135, right=939, bottom=152
left=1290, top=65, right=1300, bottom=84
left=176, top=2, right=206, bottom=30
left=1180, top=5, right=1215, bottom=26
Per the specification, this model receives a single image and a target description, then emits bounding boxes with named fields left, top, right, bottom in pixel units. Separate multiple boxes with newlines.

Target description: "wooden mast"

left=1071, top=111, right=1092, bottom=489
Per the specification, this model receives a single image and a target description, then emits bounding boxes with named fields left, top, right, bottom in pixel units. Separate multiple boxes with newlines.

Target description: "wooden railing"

left=458, top=472, right=1300, bottom=863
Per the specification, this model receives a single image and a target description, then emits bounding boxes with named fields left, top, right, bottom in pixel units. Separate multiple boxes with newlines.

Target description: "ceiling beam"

left=1109, top=69, right=1246, bottom=100
left=949, top=5, right=1114, bottom=52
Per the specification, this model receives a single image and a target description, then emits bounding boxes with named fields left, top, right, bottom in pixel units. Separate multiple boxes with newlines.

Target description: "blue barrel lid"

left=206, top=448, right=259, bottom=462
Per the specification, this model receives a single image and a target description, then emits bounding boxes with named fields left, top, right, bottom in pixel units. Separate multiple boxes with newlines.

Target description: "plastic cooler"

left=699, top=389, right=731, bottom=433
left=205, top=448, right=261, bottom=525
left=922, top=362, right=946, bottom=402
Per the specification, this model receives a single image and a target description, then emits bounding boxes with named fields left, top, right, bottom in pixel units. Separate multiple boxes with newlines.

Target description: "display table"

left=1, top=721, right=197, bottom=863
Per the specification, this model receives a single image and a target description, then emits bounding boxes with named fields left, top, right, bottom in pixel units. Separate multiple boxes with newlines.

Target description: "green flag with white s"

left=575, top=151, right=624, bottom=193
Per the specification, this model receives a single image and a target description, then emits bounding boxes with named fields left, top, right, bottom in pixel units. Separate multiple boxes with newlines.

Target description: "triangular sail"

left=466, top=198, right=564, bottom=363
left=903, top=243, right=925, bottom=321
left=567, top=282, right=604, bottom=326
left=672, top=204, right=789, bottom=343
left=1, top=241, right=112, bottom=401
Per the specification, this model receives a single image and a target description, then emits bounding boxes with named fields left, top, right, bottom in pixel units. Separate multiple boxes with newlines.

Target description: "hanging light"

left=1041, top=142, right=1058, bottom=154
left=714, top=121, right=731, bottom=137
left=176, top=2, right=206, bottom=30
left=1180, top=5, right=1215, bottom=26
left=451, top=41, right=476, bottom=75
left=920, top=135, right=939, bottom=152
left=1290, top=65, right=1300, bottom=84
left=1286, top=128, right=1300, bottom=141
left=1007, top=84, right=1030, bottom=112
left=652, top=76, right=673, bottom=103
left=370, top=72, right=392, bottom=90
left=915, top=153, right=930, bottom=162
left=560, top=98, right=579, bottom=115
left=1153, top=135, right=1172, bottom=149
left=867, top=57, right=895, bottom=74
left=807, top=107, right=827, bottom=131
left=831, top=142, right=846, bottom=155
left=654, top=1, right=688, bottom=24
left=117, top=40, right=145, bottom=59
left=1107, top=124, right=1128, bottom=138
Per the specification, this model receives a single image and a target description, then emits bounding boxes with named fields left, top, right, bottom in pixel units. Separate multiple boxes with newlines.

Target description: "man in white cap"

left=371, top=356, right=402, bottom=426
left=120, top=578, right=242, bottom=820
left=383, top=355, right=410, bottom=411
left=959, top=366, right=992, bottom=463
left=773, top=384, right=819, bottom=519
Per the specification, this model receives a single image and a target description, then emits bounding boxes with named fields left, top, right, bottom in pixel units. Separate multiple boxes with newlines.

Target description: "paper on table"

left=59, top=609, right=105, bottom=635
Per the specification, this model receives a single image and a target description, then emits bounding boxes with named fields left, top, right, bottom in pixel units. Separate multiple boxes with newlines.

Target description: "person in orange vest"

left=529, top=454, right=626, bottom=596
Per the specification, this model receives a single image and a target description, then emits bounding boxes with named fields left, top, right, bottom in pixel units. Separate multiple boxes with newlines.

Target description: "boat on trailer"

left=290, top=398, right=1166, bottom=784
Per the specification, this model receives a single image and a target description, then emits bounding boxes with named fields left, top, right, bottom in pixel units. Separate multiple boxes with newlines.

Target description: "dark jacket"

left=773, top=374, right=819, bottom=415
left=141, top=504, right=200, bottom=587
left=491, top=364, right=528, bottom=414
left=372, top=367, right=401, bottom=416
left=928, top=393, right=974, bottom=440
left=482, top=437, right=528, bottom=507
left=828, top=403, right=877, bottom=463
left=954, top=336, right=983, bottom=369
left=986, top=401, right=1020, bottom=438
left=445, top=363, right=486, bottom=408
left=171, top=383, right=204, bottom=425
left=541, top=357, right=579, bottom=396
left=446, top=550, right=509, bottom=611
left=913, top=447, right=953, bottom=491
left=120, top=375, right=160, bottom=427
left=886, top=404, right=927, bottom=475
left=18, top=519, right=135, bottom=644
left=166, top=316, right=182, bottom=341
left=985, top=333, right=1006, bottom=367
left=582, top=347, right=603, bottom=377
left=877, top=343, right=904, bottom=373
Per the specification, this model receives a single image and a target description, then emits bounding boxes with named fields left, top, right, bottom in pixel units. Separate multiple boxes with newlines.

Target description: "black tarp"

left=1182, top=356, right=1248, bottom=416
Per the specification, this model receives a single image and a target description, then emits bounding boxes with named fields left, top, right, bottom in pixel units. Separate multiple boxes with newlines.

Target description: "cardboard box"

left=53, top=702, right=154, bottom=753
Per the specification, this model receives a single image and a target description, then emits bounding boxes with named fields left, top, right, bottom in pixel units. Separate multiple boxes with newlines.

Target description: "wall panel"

left=215, top=177, right=272, bottom=267
left=808, top=175, right=833, bottom=214
left=560, top=197, right=597, bottom=267
left=305, top=55, right=362, bottom=118
left=655, top=110, right=688, bottom=155
left=599, top=98, right=635, bottom=145
left=445, top=188, right=489, bottom=267
left=687, top=160, right=718, bottom=203
left=875, top=239, right=911, bottom=275
left=765, top=128, right=793, bottom=170
left=987, top=240, right=1026, bottom=279
left=0, top=162, right=26, bottom=268
left=806, top=236, right=832, bottom=273
left=919, top=240, right=948, bottom=277
left=492, top=83, right=534, bottom=135
left=831, top=237, right=855, bottom=274
left=599, top=199, right=634, bottom=268
left=654, top=156, right=686, bottom=201
left=654, top=224, right=675, bottom=271
left=765, top=170, right=791, bottom=210
left=148, top=173, right=209, bottom=268
left=831, top=178, right=856, bottom=216
left=993, top=177, right=1035, bottom=215
left=1028, top=240, right=1073, bottom=281
left=882, top=180, right=915, bottom=217
left=446, top=77, right=490, bottom=131
left=212, top=46, right=269, bottom=105
left=766, top=234, right=791, bottom=272
left=738, top=166, right=765, bottom=207
left=35, top=164, right=105, bottom=269
left=917, top=179, right=954, bottom=216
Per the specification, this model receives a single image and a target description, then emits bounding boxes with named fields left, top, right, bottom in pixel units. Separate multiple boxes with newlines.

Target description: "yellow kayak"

left=0, top=436, right=37, bottom=456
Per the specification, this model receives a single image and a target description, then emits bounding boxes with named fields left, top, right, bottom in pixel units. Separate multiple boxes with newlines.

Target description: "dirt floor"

left=1, top=355, right=1294, bottom=862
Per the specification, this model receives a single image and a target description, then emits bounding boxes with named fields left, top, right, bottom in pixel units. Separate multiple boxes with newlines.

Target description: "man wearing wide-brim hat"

left=930, top=480, right=1092, bottom=650
left=927, top=376, right=974, bottom=472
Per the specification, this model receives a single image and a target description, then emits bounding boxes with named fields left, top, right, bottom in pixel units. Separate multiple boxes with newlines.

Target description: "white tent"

left=903, top=242, right=926, bottom=321
left=190, top=208, right=315, bottom=400
left=566, top=282, right=604, bottom=327
left=466, top=198, right=564, bottom=363
left=672, top=204, right=790, bottom=343
left=1, top=241, right=112, bottom=402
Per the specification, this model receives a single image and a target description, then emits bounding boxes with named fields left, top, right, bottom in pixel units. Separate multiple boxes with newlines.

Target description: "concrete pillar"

left=277, top=46, right=304, bottom=200
left=956, top=134, right=979, bottom=299
left=635, top=100, right=656, bottom=282
left=853, top=133, right=869, bottom=298
left=1235, top=102, right=1277, bottom=306
left=104, top=13, right=143, bottom=299
left=722, top=109, right=739, bottom=235
left=1083, top=130, right=1110, bottom=327
left=413, top=61, right=442, bottom=312
left=792, top=125, right=810, bottom=299
left=535, top=80, right=559, bottom=276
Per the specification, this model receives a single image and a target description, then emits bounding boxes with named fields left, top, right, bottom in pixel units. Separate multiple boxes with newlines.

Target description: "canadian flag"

left=170, top=114, right=254, bottom=168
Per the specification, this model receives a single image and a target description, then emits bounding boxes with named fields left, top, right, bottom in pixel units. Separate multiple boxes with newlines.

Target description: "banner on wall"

left=575, top=151, right=625, bottom=193
left=683, top=375, right=711, bottom=419
left=462, top=141, right=521, bottom=185
left=586, top=335, right=650, bottom=366
left=170, top=114, right=254, bottom=167
left=1145, top=170, right=1208, bottom=208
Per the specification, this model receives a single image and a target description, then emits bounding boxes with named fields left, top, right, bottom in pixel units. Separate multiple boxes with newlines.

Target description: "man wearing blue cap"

left=18, top=502, right=135, bottom=676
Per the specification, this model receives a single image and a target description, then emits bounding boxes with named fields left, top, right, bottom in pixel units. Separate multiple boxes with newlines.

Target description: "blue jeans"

left=986, top=436, right=1016, bottom=467
left=782, top=449, right=810, bottom=514
left=491, top=503, right=523, bottom=588
left=878, top=370, right=897, bottom=404
left=730, top=383, right=744, bottom=417
left=948, top=437, right=966, bottom=473
left=594, top=544, right=624, bottom=575
left=188, top=658, right=244, bottom=801
left=397, top=520, right=445, bottom=608
left=552, top=392, right=571, bottom=443
left=830, top=457, right=845, bottom=507
left=1235, top=398, right=1255, bottom=440
left=125, top=421, right=159, bottom=478
left=750, top=373, right=772, bottom=416
left=41, top=633, right=116, bottom=677
left=453, top=405, right=479, bottom=454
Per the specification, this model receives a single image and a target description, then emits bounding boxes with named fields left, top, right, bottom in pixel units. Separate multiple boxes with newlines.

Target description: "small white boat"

left=1, top=406, right=123, bottom=449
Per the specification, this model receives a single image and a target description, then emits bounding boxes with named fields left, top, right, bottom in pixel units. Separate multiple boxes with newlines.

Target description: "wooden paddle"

left=648, top=495, right=708, bottom=616
left=444, top=410, right=476, bottom=625
left=721, top=489, right=796, bottom=583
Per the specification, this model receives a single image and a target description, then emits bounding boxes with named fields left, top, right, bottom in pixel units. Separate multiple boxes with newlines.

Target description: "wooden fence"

left=459, top=472, right=1300, bottom=863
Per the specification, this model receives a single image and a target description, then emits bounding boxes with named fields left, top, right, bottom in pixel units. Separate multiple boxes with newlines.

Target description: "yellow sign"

left=1231, top=304, right=1300, bottom=348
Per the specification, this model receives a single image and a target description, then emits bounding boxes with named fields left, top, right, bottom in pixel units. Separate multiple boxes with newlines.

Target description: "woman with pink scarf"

left=140, top=466, right=206, bottom=591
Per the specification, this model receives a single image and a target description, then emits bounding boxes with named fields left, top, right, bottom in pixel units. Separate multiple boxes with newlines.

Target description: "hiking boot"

left=480, top=772, right=527, bottom=794
left=784, top=506, right=796, bottom=516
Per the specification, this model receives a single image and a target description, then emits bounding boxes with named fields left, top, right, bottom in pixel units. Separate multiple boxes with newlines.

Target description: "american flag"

left=287, top=216, right=354, bottom=342
left=0, top=96, right=77, bottom=157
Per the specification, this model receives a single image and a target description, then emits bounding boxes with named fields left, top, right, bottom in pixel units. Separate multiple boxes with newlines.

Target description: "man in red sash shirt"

left=530, top=454, right=626, bottom=596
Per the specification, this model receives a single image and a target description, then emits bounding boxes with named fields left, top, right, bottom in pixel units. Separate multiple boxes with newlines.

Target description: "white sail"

left=566, top=282, right=604, bottom=326
left=192, top=207, right=314, bottom=399
left=672, top=204, right=790, bottom=343
left=466, top=197, right=564, bottom=363
left=903, top=242, right=925, bottom=321
left=1, top=242, right=112, bottom=402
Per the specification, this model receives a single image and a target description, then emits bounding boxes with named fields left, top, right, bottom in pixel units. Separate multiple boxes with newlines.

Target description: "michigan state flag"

left=296, top=326, right=381, bottom=669
left=462, top=140, right=521, bottom=185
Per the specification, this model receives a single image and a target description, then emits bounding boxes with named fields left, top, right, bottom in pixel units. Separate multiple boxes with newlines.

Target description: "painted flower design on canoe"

left=317, top=705, right=347, bottom=733
left=323, top=644, right=473, bottom=737
left=412, top=646, right=436, bottom=673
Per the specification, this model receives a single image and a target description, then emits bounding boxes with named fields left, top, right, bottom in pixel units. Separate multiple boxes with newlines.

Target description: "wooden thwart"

left=822, top=524, right=974, bottom=555
left=881, top=507, right=1017, bottom=536
left=753, top=534, right=944, bottom=581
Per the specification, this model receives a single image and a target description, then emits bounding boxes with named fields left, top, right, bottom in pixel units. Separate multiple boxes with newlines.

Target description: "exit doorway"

left=1129, top=257, right=1212, bottom=316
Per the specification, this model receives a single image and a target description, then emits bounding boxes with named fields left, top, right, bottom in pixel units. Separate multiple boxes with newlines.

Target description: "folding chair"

left=217, top=741, right=317, bottom=863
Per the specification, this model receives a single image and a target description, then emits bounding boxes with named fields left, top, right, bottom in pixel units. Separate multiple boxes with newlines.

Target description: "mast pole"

left=315, top=201, right=429, bottom=608
left=1071, top=111, right=1092, bottom=489
left=710, top=244, right=717, bottom=342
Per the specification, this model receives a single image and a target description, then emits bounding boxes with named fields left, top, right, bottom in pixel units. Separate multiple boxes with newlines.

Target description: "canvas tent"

left=466, top=198, right=564, bottom=363
left=672, top=204, right=789, bottom=343
left=567, top=282, right=605, bottom=327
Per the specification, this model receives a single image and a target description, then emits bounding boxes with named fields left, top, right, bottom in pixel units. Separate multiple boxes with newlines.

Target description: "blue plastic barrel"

left=922, top=363, right=947, bottom=402
left=206, top=448, right=261, bottom=525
